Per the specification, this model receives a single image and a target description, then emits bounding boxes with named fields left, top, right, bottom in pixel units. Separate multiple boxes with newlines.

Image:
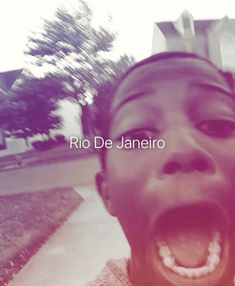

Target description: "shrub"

left=55, top=134, right=67, bottom=144
left=32, top=139, right=56, bottom=151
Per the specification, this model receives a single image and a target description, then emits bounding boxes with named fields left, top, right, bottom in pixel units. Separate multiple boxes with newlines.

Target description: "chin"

left=141, top=202, right=235, bottom=286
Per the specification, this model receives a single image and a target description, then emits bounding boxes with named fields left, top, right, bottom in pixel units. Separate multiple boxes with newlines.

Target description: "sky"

left=1, top=0, right=235, bottom=72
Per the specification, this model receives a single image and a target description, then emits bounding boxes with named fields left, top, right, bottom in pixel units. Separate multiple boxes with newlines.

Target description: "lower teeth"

left=157, top=231, right=221, bottom=279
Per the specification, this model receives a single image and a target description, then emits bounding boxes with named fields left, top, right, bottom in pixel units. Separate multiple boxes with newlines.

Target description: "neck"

left=128, top=257, right=144, bottom=286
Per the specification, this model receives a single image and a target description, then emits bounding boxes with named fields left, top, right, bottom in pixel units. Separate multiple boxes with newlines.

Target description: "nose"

left=160, top=131, right=216, bottom=175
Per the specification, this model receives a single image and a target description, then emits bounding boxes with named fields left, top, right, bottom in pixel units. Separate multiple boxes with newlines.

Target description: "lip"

left=147, top=202, right=234, bottom=285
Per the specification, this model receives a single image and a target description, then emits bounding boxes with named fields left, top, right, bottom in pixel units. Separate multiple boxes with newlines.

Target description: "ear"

left=95, top=171, right=116, bottom=216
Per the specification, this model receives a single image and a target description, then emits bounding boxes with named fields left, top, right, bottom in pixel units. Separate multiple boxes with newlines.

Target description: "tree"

left=25, top=1, right=116, bottom=102
left=24, top=0, right=135, bottom=135
left=0, top=90, right=12, bottom=149
left=84, top=54, right=135, bottom=135
left=6, top=76, right=62, bottom=144
left=0, top=90, right=11, bottom=130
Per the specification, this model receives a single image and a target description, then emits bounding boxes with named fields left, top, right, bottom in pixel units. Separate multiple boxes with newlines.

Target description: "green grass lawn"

left=0, top=187, right=83, bottom=286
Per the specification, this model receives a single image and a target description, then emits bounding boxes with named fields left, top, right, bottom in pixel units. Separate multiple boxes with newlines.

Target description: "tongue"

left=164, top=224, right=211, bottom=268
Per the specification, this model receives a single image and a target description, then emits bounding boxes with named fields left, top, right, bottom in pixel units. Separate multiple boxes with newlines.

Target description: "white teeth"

left=159, top=245, right=171, bottom=258
left=163, top=256, right=175, bottom=268
left=173, top=266, right=209, bottom=279
left=157, top=231, right=222, bottom=279
left=206, top=253, right=220, bottom=268
left=208, top=241, right=221, bottom=255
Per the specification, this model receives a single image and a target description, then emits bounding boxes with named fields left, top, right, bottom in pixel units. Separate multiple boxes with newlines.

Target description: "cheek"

left=216, top=145, right=235, bottom=202
left=106, top=148, right=160, bottom=179
left=105, top=150, right=179, bottom=250
left=211, top=141, right=235, bottom=180
left=106, top=150, right=158, bottom=228
left=106, top=172, right=152, bottom=247
left=106, top=149, right=155, bottom=200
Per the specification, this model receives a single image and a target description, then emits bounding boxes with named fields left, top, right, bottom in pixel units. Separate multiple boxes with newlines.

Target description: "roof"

left=157, top=22, right=178, bottom=36
left=0, top=69, right=22, bottom=93
left=156, top=19, right=217, bottom=37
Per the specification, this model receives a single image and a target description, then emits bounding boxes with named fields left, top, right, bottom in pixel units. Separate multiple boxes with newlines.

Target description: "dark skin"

left=96, top=58, right=235, bottom=286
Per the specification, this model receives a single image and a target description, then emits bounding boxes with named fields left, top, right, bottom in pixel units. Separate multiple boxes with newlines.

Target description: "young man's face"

left=97, top=57, right=235, bottom=286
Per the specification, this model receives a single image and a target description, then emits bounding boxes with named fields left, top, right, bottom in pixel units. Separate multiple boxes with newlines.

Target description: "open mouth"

left=152, top=203, right=231, bottom=282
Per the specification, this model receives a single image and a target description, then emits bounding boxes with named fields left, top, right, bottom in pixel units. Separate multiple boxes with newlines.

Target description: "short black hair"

left=91, top=51, right=234, bottom=169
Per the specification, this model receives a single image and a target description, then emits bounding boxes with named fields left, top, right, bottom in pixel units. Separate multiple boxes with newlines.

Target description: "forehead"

left=111, top=58, right=229, bottom=109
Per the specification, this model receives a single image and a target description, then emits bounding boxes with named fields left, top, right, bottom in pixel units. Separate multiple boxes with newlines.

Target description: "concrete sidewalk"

left=8, top=185, right=130, bottom=286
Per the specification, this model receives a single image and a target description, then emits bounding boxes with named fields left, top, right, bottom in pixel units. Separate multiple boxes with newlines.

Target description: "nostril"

left=193, top=158, right=209, bottom=172
left=163, top=162, right=181, bottom=174
left=162, top=158, right=210, bottom=174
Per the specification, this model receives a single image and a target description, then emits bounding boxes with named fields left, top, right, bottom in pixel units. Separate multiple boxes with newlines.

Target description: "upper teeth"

left=157, top=231, right=221, bottom=279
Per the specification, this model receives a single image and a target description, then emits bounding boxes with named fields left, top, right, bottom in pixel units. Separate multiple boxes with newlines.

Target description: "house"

left=152, top=10, right=235, bottom=72
left=0, top=69, right=22, bottom=93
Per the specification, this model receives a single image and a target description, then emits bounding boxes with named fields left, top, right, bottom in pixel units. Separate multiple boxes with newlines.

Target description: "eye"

left=117, top=128, right=158, bottom=142
left=197, top=120, right=235, bottom=138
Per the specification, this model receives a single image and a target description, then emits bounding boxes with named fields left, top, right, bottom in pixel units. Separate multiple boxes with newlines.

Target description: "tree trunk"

left=24, top=136, right=29, bottom=147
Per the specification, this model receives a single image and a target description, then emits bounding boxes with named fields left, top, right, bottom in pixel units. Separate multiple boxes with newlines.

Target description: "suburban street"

left=0, top=155, right=99, bottom=196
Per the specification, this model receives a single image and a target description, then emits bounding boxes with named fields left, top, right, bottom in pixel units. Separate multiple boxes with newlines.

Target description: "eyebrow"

left=112, top=81, right=234, bottom=116
left=112, top=91, right=153, bottom=115
left=190, top=81, right=233, bottom=97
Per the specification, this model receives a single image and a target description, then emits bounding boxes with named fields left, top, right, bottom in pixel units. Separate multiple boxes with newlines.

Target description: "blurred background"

left=1, top=0, right=235, bottom=159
